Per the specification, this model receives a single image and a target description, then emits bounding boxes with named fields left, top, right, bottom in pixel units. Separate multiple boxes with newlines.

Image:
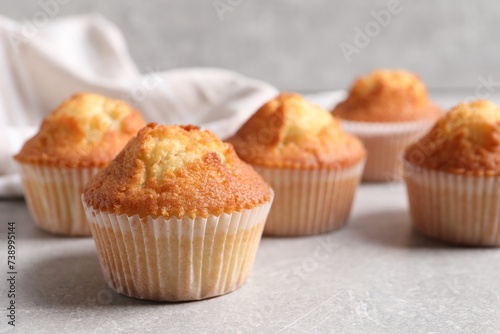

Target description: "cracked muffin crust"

left=15, top=93, right=146, bottom=168
left=83, top=123, right=272, bottom=219
left=405, top=99, right=500, bottom=175
left=332, top=69, right=441, bottom=123
left=228, top=93, right=366, bottom=169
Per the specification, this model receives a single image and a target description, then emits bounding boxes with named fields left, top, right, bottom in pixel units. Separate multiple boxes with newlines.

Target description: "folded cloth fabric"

left=0, top=14, right=279, bottom=197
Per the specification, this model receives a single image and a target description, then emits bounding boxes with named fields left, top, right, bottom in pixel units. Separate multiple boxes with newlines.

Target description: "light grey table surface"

left=1, top=181, right=500, bottom=334
left=2, top=92, right=500, bottom=334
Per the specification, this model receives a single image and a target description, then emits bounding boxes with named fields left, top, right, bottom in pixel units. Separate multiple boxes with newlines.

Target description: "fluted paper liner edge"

left=17, top=163, right=99, bottom=236
left=82, top=197, right=273, bottom=301
left=341, top=119, right=435, bottom=181
left=404, top=161, right=500, bottom=246
left=253, top=161, right=364, bottom=236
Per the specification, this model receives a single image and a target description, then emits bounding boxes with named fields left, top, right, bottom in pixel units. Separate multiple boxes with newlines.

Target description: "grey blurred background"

left=2, top=0, right=498, bottom=91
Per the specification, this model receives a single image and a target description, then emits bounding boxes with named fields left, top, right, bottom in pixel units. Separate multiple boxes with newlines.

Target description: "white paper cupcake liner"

left=253, top=161, right=364, bottom=236
left=404, top=161, right=500, bottom=246
left=82, top=197, right=273, bottom=301
left=341, top=119, right=435, bottom=182
left=17, top=163, right=100, bottom=236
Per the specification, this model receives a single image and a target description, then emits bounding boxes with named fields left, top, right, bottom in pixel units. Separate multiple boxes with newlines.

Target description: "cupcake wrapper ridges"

left=404, top=162, right=500, bottom=246
left=83, top=197, right=273, bottom=301
left=18, top=163, right=99, bottom=236
left=341, top=119, right=435, bottom=182
left=253, top=160, right=364, bottom=236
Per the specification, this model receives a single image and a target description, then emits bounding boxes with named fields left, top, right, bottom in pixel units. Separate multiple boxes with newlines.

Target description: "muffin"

left=404, top=100, right=500, bottom=246
left=332, top=69, right=442, bottom=181
left=14, top=93, right=146, bottom=236
left=82, top=124, right=273, bottom=301
left=228, top=93, right=366, bottom=236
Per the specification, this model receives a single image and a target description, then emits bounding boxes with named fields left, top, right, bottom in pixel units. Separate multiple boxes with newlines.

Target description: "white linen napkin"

left=0, top=14, right=279, bottom=197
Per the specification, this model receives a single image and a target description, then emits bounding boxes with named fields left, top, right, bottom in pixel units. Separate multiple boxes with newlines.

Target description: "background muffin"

left=332, top=69, right=441, bottom=181
left=14, top=93, right=146, bottom=236
left=83, top=123, right=273, bottom=301
left=229, top=93, right=366, bottom=236
left=404, top=100, right=500, bottom=246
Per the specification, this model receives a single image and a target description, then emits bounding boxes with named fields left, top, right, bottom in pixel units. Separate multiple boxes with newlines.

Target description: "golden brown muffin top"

left=332, top=69, right=442, bottom=122
left=405, top=100, right=500, bottom=175
left=83, top=123, right=272, bottom=219
left=14, top=93, right=146, bottom=168
left=227, top=93, right=366, bottom=169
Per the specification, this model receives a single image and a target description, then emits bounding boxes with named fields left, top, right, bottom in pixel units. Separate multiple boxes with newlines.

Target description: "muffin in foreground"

left=228, top=93, right=366, bottom=236
left=82, top=123, right=273, bottom=301
left=332, top=69, right=441, bottom=181
left=14, top=93, right=146, bottom=236
left=404, top=100, right=500, bottom=246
